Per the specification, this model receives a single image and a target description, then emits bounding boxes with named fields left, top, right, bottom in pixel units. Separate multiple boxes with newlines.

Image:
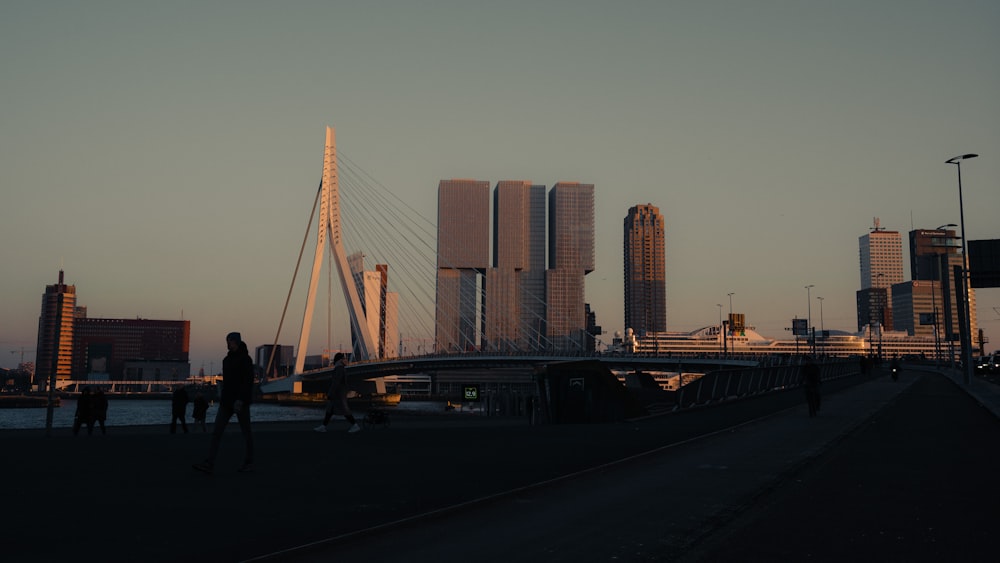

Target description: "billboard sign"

left=792, top=318, right=808, bottom=337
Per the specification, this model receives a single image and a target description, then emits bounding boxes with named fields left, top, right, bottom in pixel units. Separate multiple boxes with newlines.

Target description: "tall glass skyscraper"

left=858, top=221, right=904, bottom=331
left=624, top=204, right=666, bottom=336
left=487, top=181, right=546, bottom=352
left=435, top=179, right=490, bottom=352
left=547, top=182, right=594, bottom=350
left=35, top=270, right=76, bottom=388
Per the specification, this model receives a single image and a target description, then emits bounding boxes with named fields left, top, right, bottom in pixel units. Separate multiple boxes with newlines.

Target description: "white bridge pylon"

left=294, top=126, right=378, bottom=373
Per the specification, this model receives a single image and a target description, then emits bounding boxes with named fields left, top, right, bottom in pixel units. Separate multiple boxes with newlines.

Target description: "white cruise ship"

left=625, top=324, right=947, bottom=360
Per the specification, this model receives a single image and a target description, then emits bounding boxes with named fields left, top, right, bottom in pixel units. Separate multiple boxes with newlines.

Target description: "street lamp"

left=805, top=285, right=814, bottom=354
left=716, top=304, right=723, bottom=354
left=876, top=273, right=885, bottom=361
left=727, top=292, right=735, bottom=357
left=946, top=153, right=978, bottom=384
left=817, top=296, right=824, bottom=356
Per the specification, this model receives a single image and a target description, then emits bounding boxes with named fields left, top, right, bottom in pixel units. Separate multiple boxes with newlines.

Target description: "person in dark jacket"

left=93, top=389, right=108, bottom=434
left=801, top=355, right=822, bottom=417
left=170, top=386, right=189, bottom=434
left=193, top=332, right=255, bottom=474
left=313, top=352, right=361, bottom=433
left=73, top=387, right=96, bottom=436
left=191, top=391, right=209, bottom=432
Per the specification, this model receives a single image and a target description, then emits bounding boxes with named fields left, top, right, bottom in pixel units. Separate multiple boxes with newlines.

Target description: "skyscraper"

left=624, top=204, right=666, bottom=336
left=547, top=182, right=595, bottom=351
left=487, top=181, right=546, bottom=351
left=35, top=270, right=76, bottom=388
left=857, top=219, right=903, bottom=331
left=436, top=179, right=490, bottom=352
left=902, top=228, right=978, bottom=349
left=349, top=253, right=399, bottom=359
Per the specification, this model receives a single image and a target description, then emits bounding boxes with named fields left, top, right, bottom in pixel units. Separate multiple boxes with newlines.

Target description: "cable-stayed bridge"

left=259, top=126, right=754, bottom=396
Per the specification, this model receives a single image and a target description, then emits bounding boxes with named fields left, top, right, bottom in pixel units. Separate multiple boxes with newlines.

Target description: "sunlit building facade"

left=907, top=228, right=978, bottom=349
left=858, top=222, right=903, bottom=331
left=349, top=254, right=399, bottom=359
left=487, top=181, right=547, bottom=351
left=624, top=204, right=666, bottom=336
left=547, top=182, right=594, bottom=351
left=35, top=270, right=76, bottom=388
left=436, top=179, right=490, bottom=352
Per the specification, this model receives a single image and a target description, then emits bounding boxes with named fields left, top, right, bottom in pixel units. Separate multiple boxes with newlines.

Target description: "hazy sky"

left=2, top=1, right=998, bottom=372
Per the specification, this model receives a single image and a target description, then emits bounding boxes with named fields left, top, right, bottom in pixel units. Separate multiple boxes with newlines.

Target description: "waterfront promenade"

left=2, top=366, right=998, bottom=562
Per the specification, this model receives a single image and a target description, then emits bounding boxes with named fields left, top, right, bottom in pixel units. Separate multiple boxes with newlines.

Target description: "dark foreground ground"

left=2, top=367, right=998, bottom=562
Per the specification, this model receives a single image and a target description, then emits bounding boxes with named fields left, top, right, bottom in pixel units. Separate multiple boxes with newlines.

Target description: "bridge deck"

left=4, top=367, right=997, bottom=562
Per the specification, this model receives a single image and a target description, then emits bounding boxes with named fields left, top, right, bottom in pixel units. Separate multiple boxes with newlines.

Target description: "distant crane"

left=10, top=347, right=31, bottom=366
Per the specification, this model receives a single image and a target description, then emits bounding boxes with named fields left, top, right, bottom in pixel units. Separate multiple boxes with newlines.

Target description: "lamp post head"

left=946, top=153, right=978, bottom=164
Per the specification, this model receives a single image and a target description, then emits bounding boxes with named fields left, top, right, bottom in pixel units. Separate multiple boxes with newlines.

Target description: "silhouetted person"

left=314, top=352, right=361, bottom=433
left=93, top=389, right=108, bottom=434
left=73, top=387, right=96, bottom=436
left=193, top=332, right=255, bottom=475
left=192, top=391, right=209, bottom=432
left=801, top=356, right=822, bottom=417
left=171, top=386, right=189, bottom=434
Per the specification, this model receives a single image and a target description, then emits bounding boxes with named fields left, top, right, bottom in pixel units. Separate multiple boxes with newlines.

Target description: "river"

left=0, top=398, right=453, bottom=430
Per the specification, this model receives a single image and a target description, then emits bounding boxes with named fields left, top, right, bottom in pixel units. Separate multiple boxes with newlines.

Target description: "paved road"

left=3, top=367, right=996, bottom=562
left=253, top=369, right=1000, bottom=563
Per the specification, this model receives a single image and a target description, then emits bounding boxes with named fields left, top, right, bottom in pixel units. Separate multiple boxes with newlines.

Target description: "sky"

left=2, top=0, right=998, bottom=372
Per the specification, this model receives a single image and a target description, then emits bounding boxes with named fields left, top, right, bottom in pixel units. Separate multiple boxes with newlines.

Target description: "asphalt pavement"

left=2, top=366, right=997, bottom=563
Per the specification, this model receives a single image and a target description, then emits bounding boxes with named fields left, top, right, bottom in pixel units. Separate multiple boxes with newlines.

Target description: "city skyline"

left=2, top=2, right=998, bottom=371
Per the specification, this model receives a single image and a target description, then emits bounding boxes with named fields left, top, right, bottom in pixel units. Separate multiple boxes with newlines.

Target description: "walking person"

left=800, top=355, right=822, bottom=418
left=192, top=391, right=209, bottom=432
left=93, top=389, right=108, bottom=434
left=171, top=386, right=190, bottom=434
left=314, top=352, right=361, bottom=433
left=73, top=387, right=96, bottom=436
left=193, top=332, right=255, bottom=475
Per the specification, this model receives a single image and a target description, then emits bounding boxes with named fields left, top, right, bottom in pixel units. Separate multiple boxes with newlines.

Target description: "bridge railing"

left=674, top=359, right=857, bottom=410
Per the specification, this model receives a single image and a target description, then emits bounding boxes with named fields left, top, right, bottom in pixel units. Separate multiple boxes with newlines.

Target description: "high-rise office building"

left=486, top=181, right=546, bottom=351
left=624, top=204, right=666, bottom=336
left=74, top=317, right=190, bottom=380
left=857, top=219, right=903, bottom=331
left=35, top=270, right=76, bottom=388
left=436, top=179, right=490, bottom=352
left=902, top=228, right=978, bottom=349
left=349, top=253, right=399, bottom=359
left=547, top=182, right=594, bottom=350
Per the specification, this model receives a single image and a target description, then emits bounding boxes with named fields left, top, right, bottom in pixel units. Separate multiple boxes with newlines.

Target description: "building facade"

left=74, top=317, right=191, bottom=380
left=547, top=182, right=595, bottom=351
left=858, top=220, right=904, bottom=331
left=902, top=227, right=979, bottom=350
left=486, top=181, right=546, bottom=352
left=435, top=179, right=490, bottom=352
left=34, top=270, right=77, bottom=388
left=349, top=253, right=400, bottom=359
left=624, top=204, right=666, bottom=336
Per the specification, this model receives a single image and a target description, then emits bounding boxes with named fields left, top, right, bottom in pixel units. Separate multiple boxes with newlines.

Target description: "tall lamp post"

left=817, top=296, right=825, bottom=356
left=716, top=304, right=723, bottom=354
left=946, top=153, right=978, bottom=385
left=876, top=273, right=885, bottom=361
left=727, top=292, right=735, bottom=357
left=805, top=285, right=814, bottom=354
